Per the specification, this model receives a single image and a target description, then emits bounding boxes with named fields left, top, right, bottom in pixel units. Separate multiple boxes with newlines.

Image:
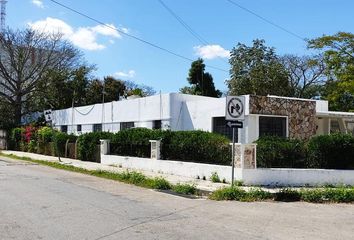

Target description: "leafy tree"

left=0, top=29, right=81, bottom=125
left=180, top=58, right=221, bottom=97
left=34, top=65, right=94, bottom=110
left=103, top=76, right=126, bottom=102
left=227, top=39, right=291, bottom=96
left=308, top=32, right=354, bottom=111
left=124, top=80, right=156, bottom=97
left=86, top=79, right=103, bottom=105
left=280, top=54, right=326, bottom=98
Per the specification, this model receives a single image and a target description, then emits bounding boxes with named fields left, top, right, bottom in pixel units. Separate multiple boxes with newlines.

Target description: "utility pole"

left=0, top=0, right=7, bottom=33
left=102, top=81, right=105, bottom=132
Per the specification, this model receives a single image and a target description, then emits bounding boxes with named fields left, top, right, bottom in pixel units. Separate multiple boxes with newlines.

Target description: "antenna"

left=0, top=0, right=7, bottom=32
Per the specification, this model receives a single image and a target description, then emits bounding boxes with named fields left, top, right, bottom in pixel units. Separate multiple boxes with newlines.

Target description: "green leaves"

left=308, top=32, right=354, bottom=111
left=227, top=39, right=291, bottom=96
left=180, top=58, right=222, bottom=97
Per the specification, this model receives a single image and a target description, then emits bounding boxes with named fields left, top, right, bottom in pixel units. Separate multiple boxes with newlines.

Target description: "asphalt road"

left=0, top=157, right=353, bottom=240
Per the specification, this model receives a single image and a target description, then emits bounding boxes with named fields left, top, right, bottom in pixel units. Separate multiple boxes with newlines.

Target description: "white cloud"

left=194, top=44, right=230, bottom=59
left=32, top=0, right=44, bottom=8
left=91, top=24, right=121, bottom=38
left=114, top=70, right=136, bottom=78
left=28, top=17, right=124, bottom=51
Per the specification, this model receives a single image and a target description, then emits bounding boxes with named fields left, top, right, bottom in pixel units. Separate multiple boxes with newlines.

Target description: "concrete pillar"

left=100, top=139, right=110, bottom=155
left=149, top=140, right=161, bottom=160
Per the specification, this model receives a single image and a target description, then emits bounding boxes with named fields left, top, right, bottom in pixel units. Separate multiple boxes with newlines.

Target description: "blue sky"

left=7, top=0, right=354, bottom=93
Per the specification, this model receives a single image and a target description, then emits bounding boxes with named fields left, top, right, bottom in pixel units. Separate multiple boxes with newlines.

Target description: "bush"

left=52, top=131, right=77, bottom=157
left=28, top=140, right=37, bottom=153
left=110, top=128, right=162, bottom=158
left=210, top=172, right=221, bottom=183
left=307, top=133, right=354, bottom=169
left=77, top=132, right=114, bottom=162
left=172, top=183, right=197, bottom=195
left=209, top=187, right=247, bottom=201
left=109, top=129, right=231, bottom=165
left=256, top=136, right=306, bottom=168
left=148, top=177, right=172, bottom=190
left=161, top=130, right=231, bottom=165
left=301, top=187, right=354, bottom=203
left=10, top=127, right=24, bottom=150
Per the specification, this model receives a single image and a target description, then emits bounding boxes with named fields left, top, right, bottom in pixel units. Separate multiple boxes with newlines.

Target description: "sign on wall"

left=44, top=109, right=53, bottom=122
left=225, top=96, right=245, bottom=121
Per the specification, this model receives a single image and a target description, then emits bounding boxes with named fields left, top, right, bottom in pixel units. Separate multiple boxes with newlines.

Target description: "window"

left=77, top=125, right=82, bottom=132
left=60, top=125, right=67, bottom=133
left=259, top=116, right=286, bottom=138
left=93, top=124, right=102, bottom=132
left=120, top=122, right=135, bottom=130
left=153, top=120, right=162, bottom=129
left=212, top=117, right=235, bottom=140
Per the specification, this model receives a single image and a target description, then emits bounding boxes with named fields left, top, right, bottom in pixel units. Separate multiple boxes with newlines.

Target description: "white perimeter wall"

left=102, top=154, right=354, bottom=186
left=53, top=94, right=171, bottom=133
left=102, top=154, right=241, bottom=182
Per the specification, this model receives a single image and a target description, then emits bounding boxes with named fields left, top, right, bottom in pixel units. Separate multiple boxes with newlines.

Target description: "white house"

left=52, top=93, right=354, bottom=143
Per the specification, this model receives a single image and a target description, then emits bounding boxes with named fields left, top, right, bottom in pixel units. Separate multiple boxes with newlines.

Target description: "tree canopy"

left=180, top=58, right=221, bottom=97
left=227, top=39, right=291, bottom=96
left=308, top=32, right=354, bottom=111
left=0, top=29, right=81, bottom=126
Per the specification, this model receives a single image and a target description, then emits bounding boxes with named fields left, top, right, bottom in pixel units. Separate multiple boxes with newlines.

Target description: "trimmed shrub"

left=256, top=136, right=307, bottom=168
left=110, top=128, right=162, bottom=158
left=161, top=130, right=231, bottom=165
left=37, top=127, right=55, bottom=155
left=52, top=131, right=77, bottom=157
left=10, top=127, right=24, bottom=150
left=77, top=132, right=114, bottom=162
left=307, top=133, right=354, bottom=169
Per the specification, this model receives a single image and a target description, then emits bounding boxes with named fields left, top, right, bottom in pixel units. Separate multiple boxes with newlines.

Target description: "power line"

left=158, top=0, right=208, bottom=45
left=158, top=0, right=229, bottom=65
left=48, top=0, right=228, bottom=73
left=226, top=0, right=306, bottom=42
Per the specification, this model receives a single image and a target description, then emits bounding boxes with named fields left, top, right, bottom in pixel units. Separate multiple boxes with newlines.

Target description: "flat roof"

left=316, top=111, right=354, bottom=118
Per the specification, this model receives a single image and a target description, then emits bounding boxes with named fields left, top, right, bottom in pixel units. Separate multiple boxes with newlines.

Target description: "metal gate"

left=0, top=130, right=7, bottom=150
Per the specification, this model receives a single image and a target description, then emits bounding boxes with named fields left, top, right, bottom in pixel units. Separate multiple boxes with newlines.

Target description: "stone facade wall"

left=249, top=96, right=317, bottom=140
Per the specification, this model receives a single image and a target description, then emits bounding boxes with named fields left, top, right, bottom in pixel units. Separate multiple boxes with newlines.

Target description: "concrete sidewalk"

left=1, top=150, right=230, bottom=192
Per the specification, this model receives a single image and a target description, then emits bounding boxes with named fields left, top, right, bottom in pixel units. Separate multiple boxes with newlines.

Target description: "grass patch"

left=2, top=153, right=353, bottom=203
left=301, top=188, right=354, bottom=203
left=209, top=186, right=354, bottom=203
left=172, top=183, right=197, bottom=195
left=210, top=172, right=221, bottom=183
left=0, top=153, right=185, bottom=193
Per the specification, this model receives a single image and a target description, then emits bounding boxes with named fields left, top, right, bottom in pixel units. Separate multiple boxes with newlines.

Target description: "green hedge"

left=111, top=129, right=230, bottom=165
left=161, top=130, right=231, bottom=165
left=307, top=133, right=354, bottom=169
left=256, top=134, right=354, bottom=169
left=77, top=132, right=114, bottom=162
left=256, top=136, right=306, bottom=168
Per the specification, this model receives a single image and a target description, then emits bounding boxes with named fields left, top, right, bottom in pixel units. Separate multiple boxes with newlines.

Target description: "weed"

left=173, top=183, right=197, bottom=195
left=209, top=187, right=247, bottom=201
left=148, top=177, right=171, bottom=190
left=210, top=172, right=221, bottom=183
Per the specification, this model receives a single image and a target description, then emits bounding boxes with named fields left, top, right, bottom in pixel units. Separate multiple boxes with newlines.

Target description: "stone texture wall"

left=249, top=96, right=317, bottom=140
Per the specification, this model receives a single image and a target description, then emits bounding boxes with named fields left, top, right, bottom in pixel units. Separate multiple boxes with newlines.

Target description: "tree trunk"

left=14, top=96, right=22, bottom=126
